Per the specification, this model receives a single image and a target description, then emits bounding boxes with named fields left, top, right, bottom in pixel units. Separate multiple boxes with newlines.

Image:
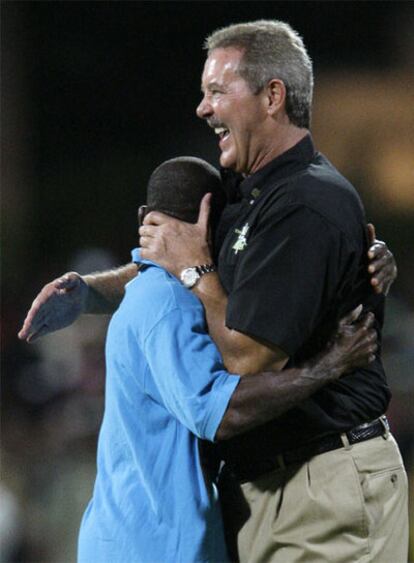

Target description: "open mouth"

left=214, top=127, right=230, bottom=143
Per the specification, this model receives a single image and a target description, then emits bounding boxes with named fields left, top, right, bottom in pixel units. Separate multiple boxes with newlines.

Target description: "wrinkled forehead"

left=201, top=47, right=245, bottom=89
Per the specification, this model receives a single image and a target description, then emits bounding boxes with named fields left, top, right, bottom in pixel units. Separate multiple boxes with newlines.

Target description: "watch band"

left=195, top=264, right=216, bottom=276
left=180, top=264, right=216, bottom=289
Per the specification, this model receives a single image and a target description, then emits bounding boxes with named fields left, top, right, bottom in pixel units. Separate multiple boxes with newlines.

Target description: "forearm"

left=216, top=307, right=378, bottom=441
left=193, top=273, right=232, bottom=358
left=216, top=354, right=340, bottom=441
left=194, top=273, right=287, bottom=375
left=83, top=263, right=138, bottom=314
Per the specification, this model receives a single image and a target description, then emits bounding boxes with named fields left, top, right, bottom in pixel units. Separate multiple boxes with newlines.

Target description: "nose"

left=196, top=94, right=213, bottom=120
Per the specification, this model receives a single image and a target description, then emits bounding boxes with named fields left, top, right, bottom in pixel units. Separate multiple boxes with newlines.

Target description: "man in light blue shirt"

left=78, top=247, right=239, bottom=562
left=78, top=157, right=377, bottom=563
left=78, top=157, right=237, bottom=563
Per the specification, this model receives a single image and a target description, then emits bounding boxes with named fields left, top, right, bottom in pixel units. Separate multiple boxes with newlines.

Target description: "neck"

left=248, top=124, right=309, bottom=175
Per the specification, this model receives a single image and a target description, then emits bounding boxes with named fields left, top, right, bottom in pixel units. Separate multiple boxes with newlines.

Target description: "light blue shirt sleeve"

left=143, top=306, right=240, bottom=442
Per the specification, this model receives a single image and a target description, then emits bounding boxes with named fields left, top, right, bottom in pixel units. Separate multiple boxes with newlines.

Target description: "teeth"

left=214, top=127, right=228, bottom=136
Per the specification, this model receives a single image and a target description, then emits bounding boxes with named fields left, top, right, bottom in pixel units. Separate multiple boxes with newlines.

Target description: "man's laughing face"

left=196, top=47, right=269, bottom=175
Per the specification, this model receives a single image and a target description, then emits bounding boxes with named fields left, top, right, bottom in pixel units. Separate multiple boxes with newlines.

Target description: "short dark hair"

left=146, top=156, right=226, bottom=237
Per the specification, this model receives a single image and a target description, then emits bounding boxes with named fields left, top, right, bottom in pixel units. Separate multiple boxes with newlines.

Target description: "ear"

left=265, top=79, right=286, bottom=116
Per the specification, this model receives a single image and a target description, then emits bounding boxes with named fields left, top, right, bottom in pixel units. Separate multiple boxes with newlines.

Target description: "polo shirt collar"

left=239, top=134, right=316, bottom=201
left=131, top=247, right=156, bottom=267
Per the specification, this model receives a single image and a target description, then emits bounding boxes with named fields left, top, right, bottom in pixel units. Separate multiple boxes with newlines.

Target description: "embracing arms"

left=215, top=306, right=376, bottom=440
left=138, top=195, right=395, bottom=375
left=18, top=192, right=396, bottom=362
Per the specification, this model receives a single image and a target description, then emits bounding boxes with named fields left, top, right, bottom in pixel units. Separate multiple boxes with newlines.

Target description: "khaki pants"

left=219, top=434, right=408, bottom=563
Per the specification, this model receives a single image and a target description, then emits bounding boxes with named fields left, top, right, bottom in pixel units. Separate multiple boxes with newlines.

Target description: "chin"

left=219, top=152, right=237, bottom=171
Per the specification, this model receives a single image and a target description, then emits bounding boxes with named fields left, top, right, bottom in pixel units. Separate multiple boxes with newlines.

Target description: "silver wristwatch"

left=180, top=264, right=216, bottom=289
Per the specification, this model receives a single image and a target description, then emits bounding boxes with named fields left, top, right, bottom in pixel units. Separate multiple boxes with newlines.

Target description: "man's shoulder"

left=123, top=265, right=203, bottom=331
left=267, top=153, right=366, bottom=236
left=293, top=153, right=362, bottom=206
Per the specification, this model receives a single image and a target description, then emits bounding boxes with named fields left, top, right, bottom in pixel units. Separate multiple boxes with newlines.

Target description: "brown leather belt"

left=225, top=416, right=390, bottom=484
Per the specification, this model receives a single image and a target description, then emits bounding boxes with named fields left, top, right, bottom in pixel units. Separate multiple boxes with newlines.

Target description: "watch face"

left=181, top=268, right=200, bottom=288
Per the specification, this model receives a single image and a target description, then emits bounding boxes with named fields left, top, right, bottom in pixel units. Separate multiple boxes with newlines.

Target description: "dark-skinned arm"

left=215, top=307, right=377, bottom=440
left=367, top=223, right=397, bottom=295
left=18, top=264, right=137, bottom=342
left=83, top=263, right=138, bottom=313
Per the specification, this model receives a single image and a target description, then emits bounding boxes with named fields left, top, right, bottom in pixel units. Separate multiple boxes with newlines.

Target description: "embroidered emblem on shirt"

left=232, top=223, right=250, bottom=254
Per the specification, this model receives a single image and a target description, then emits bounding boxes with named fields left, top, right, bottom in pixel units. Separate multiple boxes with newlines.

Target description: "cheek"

left=232, top=121, right=251, bottom=150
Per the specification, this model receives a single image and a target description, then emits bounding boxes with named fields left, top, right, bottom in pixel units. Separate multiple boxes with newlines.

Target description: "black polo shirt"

left=216, top=135, right=390, bottom=465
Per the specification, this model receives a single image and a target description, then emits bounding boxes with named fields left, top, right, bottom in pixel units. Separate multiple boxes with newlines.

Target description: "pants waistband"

left=225, top=416, right=390, bottom=484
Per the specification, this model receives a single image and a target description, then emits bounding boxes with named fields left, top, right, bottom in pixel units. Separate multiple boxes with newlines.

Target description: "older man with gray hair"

left=139, top=20, right=408, bottom=562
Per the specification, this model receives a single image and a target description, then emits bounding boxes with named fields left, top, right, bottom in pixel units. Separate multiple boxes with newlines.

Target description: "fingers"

left=339, top=304, right=363, bottom=327
left=368, top=250, right=389, bottom=275
left=139, top=225, right=155, bottom=239
left=197, top=193, right=212, bottom=234
left=348, top=311, right=375, bottom=337
left=346, top=322, right=378, bottom=368
left=18, top=289, right=55, bottom=340
left=364, top=328, right=378, bottom=362
left=367, top=243, right=397, bottom=295
left=25, top=306, right=48, bottom=334
left=331, top=310, right=378, bottom=374
left=55, top=273, right=81, bottom=292
left=337, top=309, right=375, bottom=348
left=139, top=226, right=157, bottom=254
left=361, top=336, right=378, bottom=364
left=18, top=312, right=35, bottom=340
left=139, top=238, right=154, bottom=258
left=368, top=241, right=386, bottom=261
left=143, top=210, right=172, bottom=226
left=138, top=224, right=163, bottom=262
left=19, top=310, right=48, bottom=341
left=18, top=273, right=82, bottom=341
left=369, top=257, right=392, bottom=293
left=26, top=323, right=51, bottom=343
left=354, top=314, right=377, bottom=355
left=367, top=223, right=376, bottom=246
left=370, top=276, right=392, bottom=296
left=18, top=321, right=33, bottom=341
left=359, top=311, right=375, bottom=330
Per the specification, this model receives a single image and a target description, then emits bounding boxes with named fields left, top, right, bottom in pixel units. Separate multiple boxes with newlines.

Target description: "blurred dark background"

left=2, top=1, right=413, bottom=561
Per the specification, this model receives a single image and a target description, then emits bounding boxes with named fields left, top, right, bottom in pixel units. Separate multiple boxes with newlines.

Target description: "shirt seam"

left=142, top=305, right=240, bottom=441
left=258, top=200, right=362, bottom=251
left=142, top=304, right=190, bottom=350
